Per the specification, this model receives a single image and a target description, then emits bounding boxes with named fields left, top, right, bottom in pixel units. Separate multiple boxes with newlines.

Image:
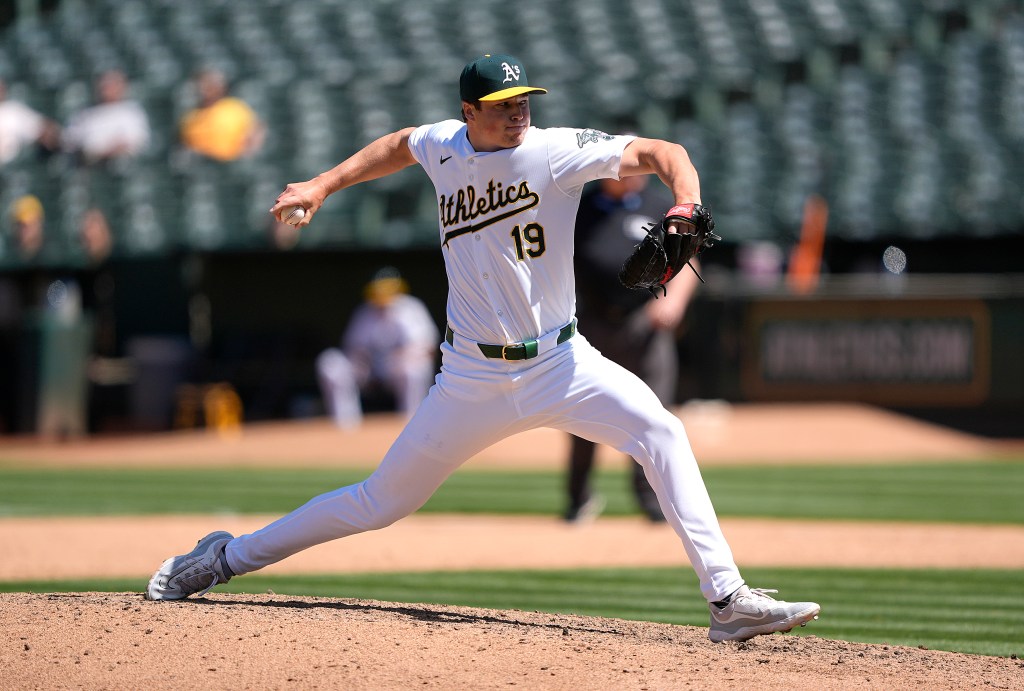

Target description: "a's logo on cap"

left=501, top=62, right=520, bottom=84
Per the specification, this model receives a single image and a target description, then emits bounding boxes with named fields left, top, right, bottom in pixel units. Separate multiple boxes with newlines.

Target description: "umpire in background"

left=566, top=173, right=701, bottom=523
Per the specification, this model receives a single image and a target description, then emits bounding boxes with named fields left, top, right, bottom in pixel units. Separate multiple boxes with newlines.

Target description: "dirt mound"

left=2, top=593, right=1021, bottom=690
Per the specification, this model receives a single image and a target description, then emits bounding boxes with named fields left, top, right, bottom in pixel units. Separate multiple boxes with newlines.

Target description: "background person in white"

left=316, top=267, right=439, bottom=428
left=62, top=69, right=150, bottom=166
left=0, top=79, right=60, bottom=165
left=148, top=54, right=820, bottom=644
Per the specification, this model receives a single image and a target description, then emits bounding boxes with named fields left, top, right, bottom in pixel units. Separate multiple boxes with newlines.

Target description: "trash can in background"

left=33, top=279, right=93, bottom=438
left=127, top=336, right=194, bottom=431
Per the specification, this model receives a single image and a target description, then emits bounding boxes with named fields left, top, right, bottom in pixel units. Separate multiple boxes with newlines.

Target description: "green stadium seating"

left=0, top=0, right=1020, bottom=264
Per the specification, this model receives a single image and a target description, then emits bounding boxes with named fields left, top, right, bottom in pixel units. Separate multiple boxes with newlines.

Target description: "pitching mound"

left=3, top=593, right=1021, bottom=690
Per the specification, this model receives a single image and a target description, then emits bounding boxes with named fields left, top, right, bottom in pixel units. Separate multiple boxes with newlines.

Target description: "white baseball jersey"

left=409, top=121, right=635, bottom=344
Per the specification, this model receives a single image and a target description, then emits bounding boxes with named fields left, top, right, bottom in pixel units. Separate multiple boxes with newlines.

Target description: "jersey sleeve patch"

left=546, top=128, right=635, bottom=196
left=575, top=129, right=616, bottom=148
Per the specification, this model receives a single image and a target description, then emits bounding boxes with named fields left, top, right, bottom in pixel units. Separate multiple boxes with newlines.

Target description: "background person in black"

left=566, top=173, right=701, bottom=523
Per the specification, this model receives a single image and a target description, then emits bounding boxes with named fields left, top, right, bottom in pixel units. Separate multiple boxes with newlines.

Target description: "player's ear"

left=461, top=102, right=474, bottom=121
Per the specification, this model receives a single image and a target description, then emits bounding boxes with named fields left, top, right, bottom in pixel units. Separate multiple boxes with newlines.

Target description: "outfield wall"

left=3, top=250, right=1022, bottom=437
left=684, top=274, right=1024, bottom=437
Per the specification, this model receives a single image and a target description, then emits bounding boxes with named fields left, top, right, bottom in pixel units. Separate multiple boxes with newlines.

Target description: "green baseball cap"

left=459, top=54, right=548, bottom=102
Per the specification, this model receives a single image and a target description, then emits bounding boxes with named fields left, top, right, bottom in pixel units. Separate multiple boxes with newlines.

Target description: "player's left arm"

left=619, top=138, right=702, bottom=220
left=616, top=139, right=719, bottom=294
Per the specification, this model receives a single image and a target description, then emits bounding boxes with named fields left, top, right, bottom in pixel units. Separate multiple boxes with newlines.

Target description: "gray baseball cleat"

left=146, top=531, right=235, bottom=601
left=708, top=585, right=820, bottom=643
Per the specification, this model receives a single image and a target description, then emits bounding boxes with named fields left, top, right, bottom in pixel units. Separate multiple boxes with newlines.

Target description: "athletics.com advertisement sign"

left=743, top=300, right=990, bottom=405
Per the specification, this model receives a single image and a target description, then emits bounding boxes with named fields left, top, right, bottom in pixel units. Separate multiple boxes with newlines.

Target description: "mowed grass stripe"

left=3, top=567, right=1021, bottom=657
left=701, top=461, right=1024, bottom=523
left=0, top=460, right=1022, bottom=523
left=0, top=468, right=367, bottom=517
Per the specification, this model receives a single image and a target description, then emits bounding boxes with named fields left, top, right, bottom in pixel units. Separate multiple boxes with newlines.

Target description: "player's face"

left=463, top=96, right=531, bottom=151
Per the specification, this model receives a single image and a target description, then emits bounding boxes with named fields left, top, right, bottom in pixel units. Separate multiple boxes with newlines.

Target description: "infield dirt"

left=3, top=592, right=1023, bottom=690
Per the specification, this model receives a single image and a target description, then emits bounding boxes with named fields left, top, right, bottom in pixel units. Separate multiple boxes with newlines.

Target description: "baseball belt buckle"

left=501, top=344, right=515, bottom=361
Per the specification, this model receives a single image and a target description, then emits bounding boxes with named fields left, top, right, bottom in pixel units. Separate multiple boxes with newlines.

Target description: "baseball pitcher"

left=147, top=54, right=819, bottom=643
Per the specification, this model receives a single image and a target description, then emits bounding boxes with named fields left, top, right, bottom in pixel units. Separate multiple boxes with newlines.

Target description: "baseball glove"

left=618, top=203, right=721, bottom=296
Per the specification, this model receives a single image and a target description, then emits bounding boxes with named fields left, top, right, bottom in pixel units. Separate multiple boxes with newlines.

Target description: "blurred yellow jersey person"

left=180, top=69, right=265, bottom=161
left=181, top=96, right=257, bottom=161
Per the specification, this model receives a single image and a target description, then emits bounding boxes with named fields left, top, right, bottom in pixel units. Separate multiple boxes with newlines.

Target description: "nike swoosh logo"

left=711, top=606, right=770, bottom=624
left=440, top=155, right=452, bottom=164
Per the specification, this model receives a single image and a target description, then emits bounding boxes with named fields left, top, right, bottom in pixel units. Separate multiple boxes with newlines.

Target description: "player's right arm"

left=645, top=258, right=700, bottom=330
left=270, top=127, right=418, bottom=226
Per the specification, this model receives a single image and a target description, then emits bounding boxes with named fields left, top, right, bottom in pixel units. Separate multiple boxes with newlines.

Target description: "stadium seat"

left=0, top=0, right=1020, bottom=260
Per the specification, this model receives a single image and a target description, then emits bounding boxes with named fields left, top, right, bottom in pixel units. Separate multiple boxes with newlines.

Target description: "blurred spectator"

left=2, top=195, right=55, bottom=322
left=9, top=194, right=48, bottom=262
left=74, top=207, right=122, bottom=434
left=1, top=194, right=89, bottom=435
left=0, top=79, right=60, bottom=165
left=565, top=175, right=701, bottom=523
left=62, top=69, right=151, bottom=167
left=0, top=195, right=51, bottom=350
left=75, top=206, right=116, bottom=364
left=179, top=68, right=265, bottom=162
left=736, top=241, right=785, bottom=289
left=78, top=207, right=113, bottom=266
left=316, top=267, right=438, bottom=429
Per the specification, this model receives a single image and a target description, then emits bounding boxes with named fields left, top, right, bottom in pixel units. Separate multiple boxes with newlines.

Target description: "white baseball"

left=882, top=245, right=907, bottom=274
left=282, top=206, right=306, bottom=226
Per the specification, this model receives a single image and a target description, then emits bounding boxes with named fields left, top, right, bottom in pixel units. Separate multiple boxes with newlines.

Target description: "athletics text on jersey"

left=408, top=121, right=634, bottom=345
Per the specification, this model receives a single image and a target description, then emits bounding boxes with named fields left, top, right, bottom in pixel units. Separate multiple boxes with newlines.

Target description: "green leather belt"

left=445, top=319, right=577, bottom=361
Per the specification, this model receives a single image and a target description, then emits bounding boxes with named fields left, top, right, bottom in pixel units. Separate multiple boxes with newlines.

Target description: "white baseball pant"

left=227, top=330, right=744, bottom=602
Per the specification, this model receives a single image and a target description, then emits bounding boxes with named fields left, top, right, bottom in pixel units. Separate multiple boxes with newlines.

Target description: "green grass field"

left=2, top=458, right=1022, bottom=657
left=0, top=460, right=1021, bottom=523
